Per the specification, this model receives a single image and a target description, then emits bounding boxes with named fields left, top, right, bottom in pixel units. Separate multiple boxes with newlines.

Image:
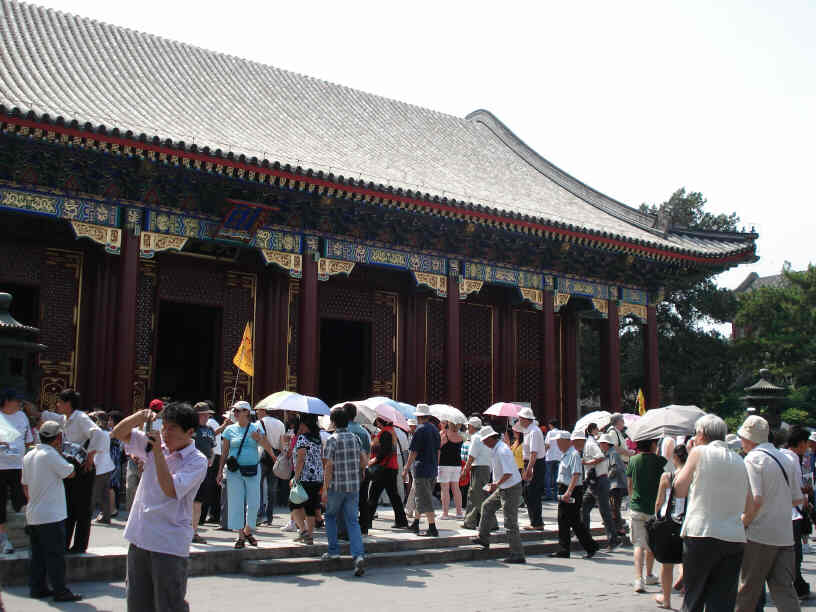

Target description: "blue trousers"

left=527, top=458, right=547, bottom=526
left=544, top=460, right=560, bottom=500
left=325, top=489, right=365, bottom=559
left=226, top=470, right=261, bottom=531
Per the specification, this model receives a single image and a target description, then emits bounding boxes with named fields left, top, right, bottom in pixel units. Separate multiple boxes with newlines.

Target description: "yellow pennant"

left=232, top=322, right=254, bottom=377
left=637, top=388, right=646, bottom=416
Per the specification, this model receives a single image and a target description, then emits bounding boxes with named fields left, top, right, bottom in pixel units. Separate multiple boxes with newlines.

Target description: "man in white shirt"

left=462, top=417, right=497, bottom=531
left=92, top=427, right=116, bottom=524
left=736, top=416, right=802, bottom=611
left=255, top=406, right=284, bottom=525
left=470, top=426, right=525, bottom=563
left=518, top=407, right=546, bottom=530
left=55, top=388, right=106, bottom=554
left=0, top=389, right=34, bottom=554
left=551, top=430, right=599, bottom=559
left=22, top=420, right=81, bottom=602
left=582, top=432, right=619, bottom=550
left=544, top=419, right=563, bottom=501
left=782, top=427, right=812, bottom=600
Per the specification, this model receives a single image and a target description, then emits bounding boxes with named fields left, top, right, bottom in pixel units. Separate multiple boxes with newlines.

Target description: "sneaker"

left=321, top=552, right=341, bottom=561
left=644, top=574, right=659, bottom=585
left=634, top=578, right=645, bottom=593
left=281, top=521, right=298, bottom=532
left=353, top=555, right=365, bottom=577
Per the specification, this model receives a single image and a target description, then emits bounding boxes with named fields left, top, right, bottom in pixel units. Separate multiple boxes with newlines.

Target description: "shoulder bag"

left=273, top=450, right=293, bottom=480
left=226, top=424, right=258, bottom=477
left=645, top=476, right=684, bottom=564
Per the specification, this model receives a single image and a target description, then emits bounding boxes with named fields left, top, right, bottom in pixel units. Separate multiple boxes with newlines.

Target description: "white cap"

left=599, top=433, right=616, bottom=445
left=557, top=430, right=572, bottom=440
left=414, top=403, right=431, bottom=417
left=468, top=416, right=483, bottom=429
left=479, top=426, right=500, bottom=440
left=570, top=430, right=586, bottom=441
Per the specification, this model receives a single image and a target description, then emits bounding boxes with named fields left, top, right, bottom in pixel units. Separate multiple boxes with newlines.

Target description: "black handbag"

left=646, top=480, right=683, bottom=564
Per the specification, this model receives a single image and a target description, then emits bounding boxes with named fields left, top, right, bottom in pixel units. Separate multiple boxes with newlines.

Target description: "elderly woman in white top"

left=673, top=414, right=749, bottom=612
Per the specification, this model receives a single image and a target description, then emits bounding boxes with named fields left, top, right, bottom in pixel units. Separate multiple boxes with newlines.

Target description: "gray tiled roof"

left=0, top=0, right=756, bottom=259
left=734, top=271, right=796, bottom=293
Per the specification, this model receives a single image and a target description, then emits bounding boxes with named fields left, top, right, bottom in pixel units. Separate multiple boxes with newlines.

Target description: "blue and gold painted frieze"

left=144, top=209, right=219, bottom=240
left=255, top=229, right=302, bottom=254
left=621, top=287, right=648, bottom=305
left=0, top=185, right=120, bottom=227
left=463, top=262, right=544, bottom=290
left=323, top=239, right=447, bottom=275
left=556, top=276, right=609, bottom=300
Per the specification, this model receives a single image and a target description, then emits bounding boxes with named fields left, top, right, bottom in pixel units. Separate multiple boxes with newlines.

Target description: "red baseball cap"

left=149, top=399, right=164, bottom=412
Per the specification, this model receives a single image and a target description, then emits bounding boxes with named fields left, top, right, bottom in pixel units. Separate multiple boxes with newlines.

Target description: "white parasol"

left=629, top=405, right=705, bottom=442
left=428, top=404, right=467, bottom=426
left=574, top=410, right=612, bottom=434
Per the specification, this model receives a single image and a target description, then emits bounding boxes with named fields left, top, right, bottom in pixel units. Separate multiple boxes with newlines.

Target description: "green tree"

left=734, top=265, right=816, bottom=387
left=620, top=189, right=740, bottom=410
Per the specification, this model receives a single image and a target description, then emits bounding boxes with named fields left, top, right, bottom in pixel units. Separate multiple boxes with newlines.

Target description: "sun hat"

left=737, top=415, right=769, bottom=445
left=570, top=430, right=586, bottom=441
left=39, top=420, right=62, bottom=439
left=479, top=426, right=500, bottom=440
left=517, top=407, right=535, bottom=420
left=599, top=433, right=616, bottom=445
left=414, top=403, right=431, bottom=417
left=194, top=402, right=214, bottom=414
left=232, top=400, right=254, bottom=415
left=468, top=416, right=483, bottom=429
left=557, top=430, right=572, bottom=440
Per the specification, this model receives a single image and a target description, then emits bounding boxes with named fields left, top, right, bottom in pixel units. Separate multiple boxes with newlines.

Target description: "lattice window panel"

left=461, top=303, right=492, bottom=414
left=372, top=293, right=397, bottom=397
left=0, top=242, right=42, bottom=285
left=517, top=310, right=541, bottom=362
left=516, top=366, right=540, bottom=408
left=426, top=298, right=446, bottom=403
left=134, top=262, right=157, bottom=368
left=286, top=281, right=299, bottom=391
left=221, top=272, right=256, bottom=408
left=158, top=257, right=225, bottom=306
left=516, top=309, right=542, bottom=409
left=319, top=284, right=374, bottom=320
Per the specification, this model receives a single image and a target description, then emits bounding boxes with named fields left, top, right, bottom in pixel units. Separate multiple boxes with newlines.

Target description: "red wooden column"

left=604, top=300, right=621, bottom=412
left=644, top=304, right=661, bottom=409
left=446, top=265, right=462, bottom=409
left=114, top=229, right=138, bottom=413
left=561, top=305, right=579, bottom=427
left=298, top=241, right=319, bottom=396
left=540, top=289, right=558, bottom=421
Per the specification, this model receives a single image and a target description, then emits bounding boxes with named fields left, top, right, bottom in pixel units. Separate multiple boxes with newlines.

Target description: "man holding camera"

left=112, top=402, right=207, bottom=612
left=21, top=420, right=82, bottom=602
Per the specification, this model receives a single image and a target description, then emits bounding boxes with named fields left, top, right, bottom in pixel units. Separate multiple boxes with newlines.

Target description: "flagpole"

left=229, top=366, right=241, bottom=408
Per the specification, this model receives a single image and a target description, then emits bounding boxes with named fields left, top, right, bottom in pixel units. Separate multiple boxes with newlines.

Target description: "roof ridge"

left=466, top=108, right=663, bottom=236
left=7, top=0, right=463, bottom=125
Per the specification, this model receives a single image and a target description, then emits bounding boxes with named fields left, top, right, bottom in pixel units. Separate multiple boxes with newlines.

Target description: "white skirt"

left=438, top=465, right=461, bottom=483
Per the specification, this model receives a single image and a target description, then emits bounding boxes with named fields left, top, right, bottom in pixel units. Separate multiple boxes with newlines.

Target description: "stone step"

left=0, top=524, right=613, bottom=585
left=243, top=541, right=571, bottom=577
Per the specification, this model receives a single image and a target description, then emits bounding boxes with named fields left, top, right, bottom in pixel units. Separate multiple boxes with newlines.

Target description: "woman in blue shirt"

left=217, top=401, right=275, bottom=548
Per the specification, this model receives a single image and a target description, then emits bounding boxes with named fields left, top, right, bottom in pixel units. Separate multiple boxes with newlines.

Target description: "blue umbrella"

left=274, top=393, right=330, bottom=415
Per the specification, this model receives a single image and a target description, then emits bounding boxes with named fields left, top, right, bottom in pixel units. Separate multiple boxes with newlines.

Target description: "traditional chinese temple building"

left=0, top=1, right=758, bottom=423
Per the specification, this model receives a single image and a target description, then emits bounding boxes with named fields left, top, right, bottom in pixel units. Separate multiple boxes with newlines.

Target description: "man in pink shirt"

left=112, top=402, right=207, bottom=612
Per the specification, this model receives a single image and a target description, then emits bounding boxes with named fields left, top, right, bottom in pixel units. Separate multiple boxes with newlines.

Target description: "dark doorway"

left=155, top=301, right=220, bottom=404
left=319, top=319, right=371, bottom=407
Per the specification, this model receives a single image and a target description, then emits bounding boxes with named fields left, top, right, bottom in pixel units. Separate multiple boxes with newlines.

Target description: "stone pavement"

left=7, top=546, right=816, bottom=611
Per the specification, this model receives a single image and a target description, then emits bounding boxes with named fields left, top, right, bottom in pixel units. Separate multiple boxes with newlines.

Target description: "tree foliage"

left=734, top=265, right=816, bottom=387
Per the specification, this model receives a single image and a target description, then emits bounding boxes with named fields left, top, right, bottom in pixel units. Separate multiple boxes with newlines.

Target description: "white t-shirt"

left=257, top=416, right=284, bottom=452
left=544, top=429, right=563, bottom=461
left=22, top=443, right=74, bottom=525
left=0, top=410, right=34, bottom=470
left=523, top=423, right=546, bottom=462
left=780, top=448, right=806, bottom=521
left=207, top=418, right=222, bottom=455
left=467, top=431, right=493, bottom=467
left=583, top=436, right=609, bottom=477
left=492, top=441, right=522, bottom=489
left=94, top=430, right=115, bottom=475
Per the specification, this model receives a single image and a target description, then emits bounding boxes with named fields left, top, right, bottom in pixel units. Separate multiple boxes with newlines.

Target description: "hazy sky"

left=33, top=0, right=816, bottom=288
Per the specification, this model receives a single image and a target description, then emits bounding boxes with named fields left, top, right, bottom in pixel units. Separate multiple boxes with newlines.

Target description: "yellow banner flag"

left=637, top=388, right=646, bottom=416
left=233, top=322, right=254, bottom=377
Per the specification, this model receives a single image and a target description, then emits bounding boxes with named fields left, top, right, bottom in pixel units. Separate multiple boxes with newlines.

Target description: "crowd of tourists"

left=2, top=384, right=816, bottom=612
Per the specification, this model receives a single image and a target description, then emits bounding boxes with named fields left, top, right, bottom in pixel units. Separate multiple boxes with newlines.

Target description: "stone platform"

left=0, top=502, right=614, bottom=586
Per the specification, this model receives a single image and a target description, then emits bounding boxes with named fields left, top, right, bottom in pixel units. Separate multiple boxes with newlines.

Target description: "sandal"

left=234, top=537, right=245, bottom=549
left=245, top=533, right=258, bottom=547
